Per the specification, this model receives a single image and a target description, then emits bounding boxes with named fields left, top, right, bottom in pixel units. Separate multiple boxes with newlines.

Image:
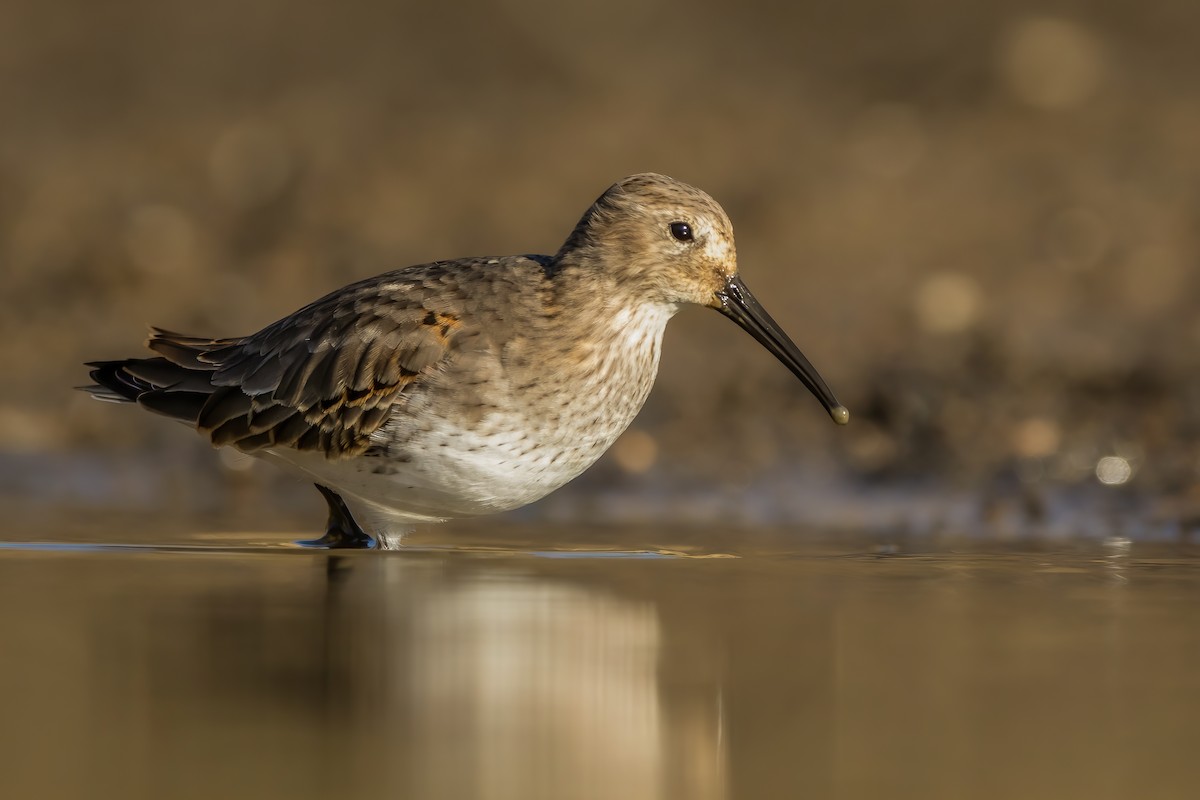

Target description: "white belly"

left=263, top=403, right=627, bottom=537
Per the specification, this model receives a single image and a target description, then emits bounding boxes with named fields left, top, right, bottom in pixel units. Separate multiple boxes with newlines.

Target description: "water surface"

left=0, top=525, right=1197, bottom=799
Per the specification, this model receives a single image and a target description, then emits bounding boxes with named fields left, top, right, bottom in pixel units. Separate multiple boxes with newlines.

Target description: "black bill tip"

left=715, top=274, right=849, bottom=426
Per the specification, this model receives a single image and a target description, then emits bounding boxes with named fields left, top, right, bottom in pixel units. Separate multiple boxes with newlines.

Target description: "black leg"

left=296, top=484, right=376, bottom=549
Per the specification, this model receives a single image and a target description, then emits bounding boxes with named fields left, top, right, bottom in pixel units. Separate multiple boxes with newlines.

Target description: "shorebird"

left=84, top=173, right=849, bottom=548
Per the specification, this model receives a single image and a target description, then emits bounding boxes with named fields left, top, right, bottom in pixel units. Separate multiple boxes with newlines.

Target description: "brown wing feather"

left=148, top=272, right=466, bottom=458
left=84, top=255, right=555, bottom=459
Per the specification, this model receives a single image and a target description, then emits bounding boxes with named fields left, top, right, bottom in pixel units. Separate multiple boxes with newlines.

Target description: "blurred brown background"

left=1, top=0, right=1197, bottom=534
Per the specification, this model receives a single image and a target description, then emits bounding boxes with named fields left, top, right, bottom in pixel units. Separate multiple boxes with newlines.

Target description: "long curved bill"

left=714, top=274, right=850, bottom=425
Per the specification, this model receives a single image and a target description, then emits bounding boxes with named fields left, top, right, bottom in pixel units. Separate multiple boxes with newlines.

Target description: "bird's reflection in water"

left=314, top=551, right=729, bottom=800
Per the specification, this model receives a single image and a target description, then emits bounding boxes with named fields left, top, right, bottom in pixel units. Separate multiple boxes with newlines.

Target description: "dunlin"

left=84, top=173, right=848, bottom=548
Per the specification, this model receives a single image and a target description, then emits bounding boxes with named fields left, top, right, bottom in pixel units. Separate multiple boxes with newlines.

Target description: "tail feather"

left=123, top=357, right=221, bottom=393
left=83, top=360, right=159, bottom=404
left=146, top=327, right=241, bottom=369
left=137, top=389, right=212, bottom=422
left=147, top=327, right=230, bottom=346
left=81, top=330, right=239, bottom=425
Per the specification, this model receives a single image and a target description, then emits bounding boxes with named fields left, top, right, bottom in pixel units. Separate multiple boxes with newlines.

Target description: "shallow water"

left=1, top=525, right=1198, bottom=800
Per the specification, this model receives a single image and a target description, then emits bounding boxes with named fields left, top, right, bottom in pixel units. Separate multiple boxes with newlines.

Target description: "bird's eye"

left=669, top=222, right=693, bottom=242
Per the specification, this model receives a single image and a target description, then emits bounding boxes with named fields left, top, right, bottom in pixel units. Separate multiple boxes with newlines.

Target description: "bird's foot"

left=296, top=484, right=376, bottom=549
